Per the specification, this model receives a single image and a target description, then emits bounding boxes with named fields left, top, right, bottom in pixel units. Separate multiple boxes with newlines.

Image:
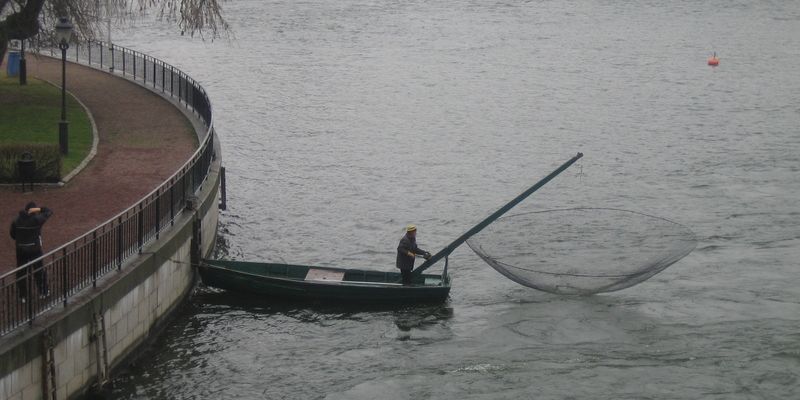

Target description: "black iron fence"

left=0, top=41, right=217, bottom=337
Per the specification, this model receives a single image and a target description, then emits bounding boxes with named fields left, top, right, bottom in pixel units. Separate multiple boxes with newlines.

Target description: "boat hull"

left=199, top=260, right=451, bottom=303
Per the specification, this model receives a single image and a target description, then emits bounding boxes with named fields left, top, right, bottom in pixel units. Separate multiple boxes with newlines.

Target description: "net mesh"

left=466, top=208, right=697, bottom=295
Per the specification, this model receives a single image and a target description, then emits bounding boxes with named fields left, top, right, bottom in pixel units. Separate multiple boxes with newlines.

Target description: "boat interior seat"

left=264, top=263, right=308, bottom=279
left=343, top=269, right=392, bottom=283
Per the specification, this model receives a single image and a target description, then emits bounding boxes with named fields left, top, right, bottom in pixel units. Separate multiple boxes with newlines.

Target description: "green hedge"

left=0, top=143, right=62, bottom=183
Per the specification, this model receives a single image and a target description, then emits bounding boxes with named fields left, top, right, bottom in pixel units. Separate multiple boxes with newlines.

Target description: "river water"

left=109, top=1, right=799, bottom=398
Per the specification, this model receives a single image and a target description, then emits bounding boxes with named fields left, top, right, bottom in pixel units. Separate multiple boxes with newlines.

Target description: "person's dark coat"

left=10, top=207, right=53, bottom=254
left=11, top=205, right=53, bottom=298
left=396, top=234, right=426, bottom=271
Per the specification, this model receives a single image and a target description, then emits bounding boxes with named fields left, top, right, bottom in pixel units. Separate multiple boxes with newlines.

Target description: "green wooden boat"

left=201, top=153, right=582, bottom=304
left=199, top=259, right=451, bottom=303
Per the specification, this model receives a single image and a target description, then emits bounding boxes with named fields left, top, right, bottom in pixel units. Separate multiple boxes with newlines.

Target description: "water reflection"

left=197, top=287, right=453, bottom=320
left=394, top=305, right=454, bottom=332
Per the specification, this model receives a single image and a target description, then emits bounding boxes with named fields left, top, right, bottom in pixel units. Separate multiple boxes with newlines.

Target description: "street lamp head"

left=55, top=17, right=74, bottom=49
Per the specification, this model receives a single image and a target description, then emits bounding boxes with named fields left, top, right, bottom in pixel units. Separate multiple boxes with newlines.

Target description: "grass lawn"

left=0, top=71, right=92, bottom=176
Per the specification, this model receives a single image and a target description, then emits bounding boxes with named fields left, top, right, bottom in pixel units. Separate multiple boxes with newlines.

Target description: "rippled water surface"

left=110, top=1, right=799, bottom=398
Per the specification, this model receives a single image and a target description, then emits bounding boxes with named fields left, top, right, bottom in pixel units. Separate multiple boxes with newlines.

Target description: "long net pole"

left=412, top=152, right=583, bottom=276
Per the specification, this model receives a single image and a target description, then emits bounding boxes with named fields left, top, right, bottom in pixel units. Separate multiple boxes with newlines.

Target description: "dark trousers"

left=16, top=247, right=47, bottom=299
left=400, top=268, right=412, bottom=285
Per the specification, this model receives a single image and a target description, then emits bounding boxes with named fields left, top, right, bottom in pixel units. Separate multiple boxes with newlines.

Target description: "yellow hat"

left=406, top=224, right=417, bottom=232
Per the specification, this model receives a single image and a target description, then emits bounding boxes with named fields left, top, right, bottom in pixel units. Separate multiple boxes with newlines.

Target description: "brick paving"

left=0, top=55, right=198, bottom=274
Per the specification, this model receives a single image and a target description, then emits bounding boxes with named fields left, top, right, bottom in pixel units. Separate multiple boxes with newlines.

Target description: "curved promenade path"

left=0, top=55, right=197, bottom=274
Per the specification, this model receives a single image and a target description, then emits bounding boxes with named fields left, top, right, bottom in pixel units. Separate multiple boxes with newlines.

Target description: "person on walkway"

left=10, top=202, right=53, bottom=301
left=396, top=224, right=431, bottom=285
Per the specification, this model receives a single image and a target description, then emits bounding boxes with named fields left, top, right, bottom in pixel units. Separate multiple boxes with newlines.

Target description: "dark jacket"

left=10, top=207, right=52, bottom=251
left=396, top=234, right=427, bottom=271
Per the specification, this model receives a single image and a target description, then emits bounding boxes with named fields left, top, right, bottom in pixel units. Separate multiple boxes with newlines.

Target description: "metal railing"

left=0, top=41, right=217, bottom=337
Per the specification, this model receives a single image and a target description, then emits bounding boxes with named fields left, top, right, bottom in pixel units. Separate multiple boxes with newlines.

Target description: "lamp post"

left=55, top=17, right=74, bottom=156
left=19, top=40, right=27, bottom=85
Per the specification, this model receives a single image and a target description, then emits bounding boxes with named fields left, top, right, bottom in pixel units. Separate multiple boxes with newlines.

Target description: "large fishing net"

left=466, top=208, right=697, bottom=295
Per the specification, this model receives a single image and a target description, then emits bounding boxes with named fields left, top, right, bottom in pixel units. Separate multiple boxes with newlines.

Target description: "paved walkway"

left=0, top=55, right=198, bottom=274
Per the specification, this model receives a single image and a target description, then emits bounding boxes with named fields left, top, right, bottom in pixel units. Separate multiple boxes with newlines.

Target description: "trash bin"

left=17, top=152, right=35, bottom=191
left=6, top=50, right=21, bottom=77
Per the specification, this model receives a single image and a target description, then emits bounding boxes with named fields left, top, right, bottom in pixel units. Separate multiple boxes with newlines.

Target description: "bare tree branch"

left=1, top=0, right=228, bottom=66
left=0, top=0, right=13, bottom=14
left=1, top=0, right=46, bottom=67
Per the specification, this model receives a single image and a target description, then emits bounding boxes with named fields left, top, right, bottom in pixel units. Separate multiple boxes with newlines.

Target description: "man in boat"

left=396, top=224, right=431, bottom=285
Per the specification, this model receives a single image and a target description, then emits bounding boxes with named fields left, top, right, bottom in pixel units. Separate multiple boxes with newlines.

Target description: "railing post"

left=153, top=59, right=157, bottom=88
left=117, top=217, right=123, bottom=270
left=190, top=163, right=195, bottom=194
left=92, top=231, right=98, bottom=287
left=138, top=203, right=144, bottom=252
left=155, top=192, right=161, bottom=240
left=133, top=54, right=137, bottom=80
left=182, top=174, right=187, bottom=205
left=88, top=44, right=92, bottom=65
left=170, top=183, right=175, bottom=225
left=161, top=63, right=165, bottom=93
left=122, top=51, right=126, bottom=75
left=110, top=44, right=115, bottom=72
left=26, top=266, right=33, bottom=325
left=192, top=86, right=197, bottom=115
left=220, top=166, right=227, bottom=211
left=62, top=248, right=68, bottom=306
left=100, top=41, right=103, bottom=67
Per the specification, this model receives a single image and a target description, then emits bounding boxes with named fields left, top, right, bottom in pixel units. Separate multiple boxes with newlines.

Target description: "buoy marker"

left=708, top=52, right=720, bottom=66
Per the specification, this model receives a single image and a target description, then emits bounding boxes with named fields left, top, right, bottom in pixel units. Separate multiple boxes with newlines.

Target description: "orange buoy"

left=708, top=52, right=719, bottom=66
